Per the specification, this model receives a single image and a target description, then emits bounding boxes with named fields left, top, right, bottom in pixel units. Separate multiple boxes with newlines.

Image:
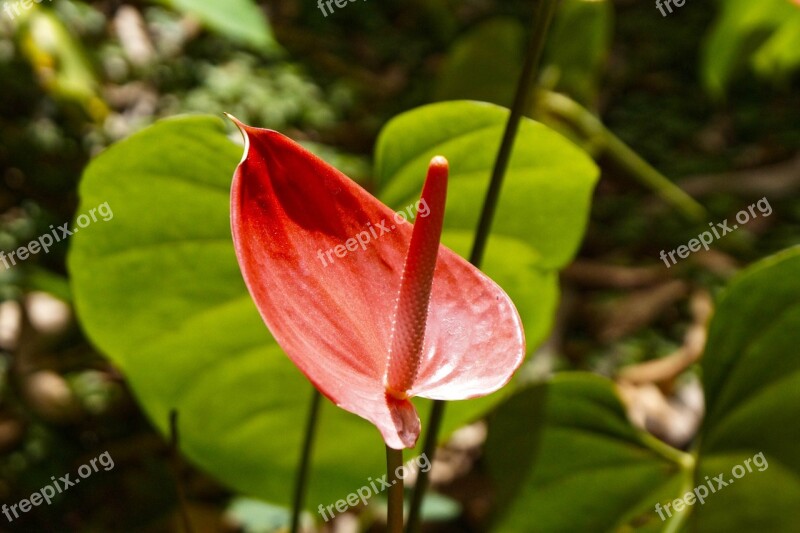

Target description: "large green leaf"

left=487, top=374, right=690, bottom=532
left=487, top=248, right=800, bottom=532
left=375, top=100, right=598, bottom=349
left=692, top=246, right=800, bottom=531
left=160, top=0, right=278, bottom=50
left=68, top=115, right=539, bottom=509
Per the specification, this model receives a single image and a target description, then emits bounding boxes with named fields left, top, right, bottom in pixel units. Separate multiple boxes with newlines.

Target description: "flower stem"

left=405, top=1, right=559, bottom=531
left=469, top=0, right=559, bottom=267
left=404, top=399, right=444, bottom=532
left=169, top=410, right=194, bottom=533
left=290, top=388, right=322, bottom=533
left=386, top=446, right=405, bottom=533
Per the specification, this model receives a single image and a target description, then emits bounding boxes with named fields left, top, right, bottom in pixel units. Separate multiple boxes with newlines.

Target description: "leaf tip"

left=224, top=113, right=250, bottom=165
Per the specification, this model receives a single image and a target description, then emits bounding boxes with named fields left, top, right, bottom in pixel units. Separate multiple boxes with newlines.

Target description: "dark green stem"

left=169, top=410, right=194, bottom=533
left=386, top=446, right=405, bottom=533
left=469, top=0, right=559, bottom=266
left=405, top=1, right=559, bottom=531
left=290, top=388, right=322, bottom=533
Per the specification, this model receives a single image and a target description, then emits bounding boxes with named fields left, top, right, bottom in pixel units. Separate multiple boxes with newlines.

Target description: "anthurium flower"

left=229, top=117, right=525, bottom=449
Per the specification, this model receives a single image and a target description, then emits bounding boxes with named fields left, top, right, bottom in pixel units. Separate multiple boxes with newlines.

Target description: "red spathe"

left=230, top=119, right=525, bottom=449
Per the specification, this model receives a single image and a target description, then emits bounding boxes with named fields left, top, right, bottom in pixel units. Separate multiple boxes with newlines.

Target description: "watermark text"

left=655, top=451, right=768, bottom=521
left=659, top=197, right=771, bottom=268
left=2, top=451, right=115, bottom=523
left=318, top=453, right=431, bottom=522
left=0, top=201, right=113, bottom=270
left=317, top=199, right=429, bottom=268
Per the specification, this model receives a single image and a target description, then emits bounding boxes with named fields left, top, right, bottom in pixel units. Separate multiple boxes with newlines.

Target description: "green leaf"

left=487, top=248, right=800, bottom=532
left=433, top=18, right=524, bottom=108
left=375, top=101, right=597, bottom=349
left=19, top=10, right=107, bottom=120
left=543, top=0, right=613, bottom=106
left=160, top=0, right=278, bottom=50
left=752, top=14, right=800, bottom=82
left=690, top=452, right=800, bottom=532
left=701, top=0, right=800, bottom=97
left=692, top=245, right=800, bottom=531
left=68, top=115, right=535, bottom=510
left=486, top=374, right=690, bottom=532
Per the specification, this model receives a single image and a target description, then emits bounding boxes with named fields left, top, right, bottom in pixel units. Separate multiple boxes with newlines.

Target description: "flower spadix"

left=229, top=118, right=525, bottom=449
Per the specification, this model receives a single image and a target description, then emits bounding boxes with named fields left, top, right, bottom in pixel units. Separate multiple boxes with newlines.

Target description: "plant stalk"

left=169, top=410, right=194, bottom=533
left=386, top=446, right=405, bottom=533
left=290, top=388, right=322, bottom=533
left=405, top=1, right=559, bottom=531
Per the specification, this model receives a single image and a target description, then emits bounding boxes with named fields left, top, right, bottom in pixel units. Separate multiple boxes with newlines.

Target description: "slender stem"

left=469, top=0, right=559, bottom=266
left=405, top=1, right=559, bottom=532
left=386, top=446, right=405, bottom=533
left=169, top=410, right=194, bottom=533
left=661, top=454, right=696, bottom=533
left=404, top=400, right=445, bottom=531
left=290, top=388, right=322, bottom=533
left=538, top=90, right=706, bottom=221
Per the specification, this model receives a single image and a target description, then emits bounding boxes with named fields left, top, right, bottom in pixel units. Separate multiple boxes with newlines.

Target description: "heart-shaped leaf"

left=487, top=374, right=689, bottom=532
left=487, top=247, right=800, bottom=531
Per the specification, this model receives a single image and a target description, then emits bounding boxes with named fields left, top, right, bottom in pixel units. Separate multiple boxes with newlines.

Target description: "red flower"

left=229, top=118, right=525, bottom=449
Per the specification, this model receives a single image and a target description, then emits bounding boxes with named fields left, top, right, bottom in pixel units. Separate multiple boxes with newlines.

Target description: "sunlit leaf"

left=701, top=0, right=800, bottom=97
left=160, top=0, right=279, bottom=51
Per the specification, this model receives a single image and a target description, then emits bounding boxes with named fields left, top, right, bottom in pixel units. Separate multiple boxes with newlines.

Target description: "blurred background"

left=0, top=0, right=798, bottom=531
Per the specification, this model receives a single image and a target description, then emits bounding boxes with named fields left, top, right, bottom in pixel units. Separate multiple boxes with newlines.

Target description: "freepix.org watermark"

left=316, top=199, right=430, bottom=268
left=2, top=0, right=51, bottom=21
left=2, top=451, right=115, bottom=523
left=659, top=197, right=771, bottom=268
left=318, top=453, right=431, bottom=522
left=655, top=0, right=689, bottom=17
left=317, top=0, right=367, bottom=18
left=654, top=451, right=768, bottom=521
left=0, top=201, right=113, bottom=270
